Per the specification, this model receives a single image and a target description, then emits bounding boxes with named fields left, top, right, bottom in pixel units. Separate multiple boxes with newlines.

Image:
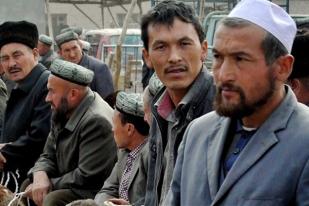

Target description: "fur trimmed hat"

left=0, top=20, right=38, bottom=50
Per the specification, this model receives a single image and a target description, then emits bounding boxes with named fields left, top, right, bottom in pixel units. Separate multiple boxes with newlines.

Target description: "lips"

left=8, top=67, right=21, bottom=74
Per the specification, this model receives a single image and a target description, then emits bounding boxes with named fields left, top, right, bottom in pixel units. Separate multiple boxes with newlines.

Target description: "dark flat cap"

left=55, top=31, right=78, bottom=47
left=50, top=59, right=94, bottom=86
left=0, top=20, right=38, bottom=49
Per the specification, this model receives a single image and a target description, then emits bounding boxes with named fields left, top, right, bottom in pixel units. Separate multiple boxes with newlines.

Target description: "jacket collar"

left=16, top=63, right=46, bottom=93
left=64, top=89, right=95, bottom=132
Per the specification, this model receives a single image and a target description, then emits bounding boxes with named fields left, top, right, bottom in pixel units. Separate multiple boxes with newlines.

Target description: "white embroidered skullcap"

left=228, top=0, right=296, bottom=53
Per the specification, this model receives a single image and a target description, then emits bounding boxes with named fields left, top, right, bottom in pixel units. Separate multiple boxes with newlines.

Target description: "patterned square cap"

left=116, top=92, right=144, bottom=117
left=50, top=59, right=94, bottom=86
left=55, top=31, right=78, bottom=47
left=39, top=34, right=53, bottom=45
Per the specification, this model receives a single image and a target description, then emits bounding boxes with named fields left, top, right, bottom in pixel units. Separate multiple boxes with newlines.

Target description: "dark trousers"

left=21, top=178, right=82, bottom=206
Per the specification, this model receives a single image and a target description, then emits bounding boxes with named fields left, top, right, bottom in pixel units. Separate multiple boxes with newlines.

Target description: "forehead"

left=47, top=74, right=67, bottom=89
left=147, top=18, right=200, bottom=43
left=214, top=24, right=266, bottom=53
left=0, top=42, right=31, bottom=55
left=60, top=40, right=79, bottom=50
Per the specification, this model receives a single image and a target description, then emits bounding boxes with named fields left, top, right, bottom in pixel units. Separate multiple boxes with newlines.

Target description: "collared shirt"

left=155, top=84, right=205, bottom=205
left=119, top=140, right=148, bottom=201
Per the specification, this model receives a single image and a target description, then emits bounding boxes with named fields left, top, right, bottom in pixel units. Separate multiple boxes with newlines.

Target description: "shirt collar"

left=128, top=139, right=147, bottom=159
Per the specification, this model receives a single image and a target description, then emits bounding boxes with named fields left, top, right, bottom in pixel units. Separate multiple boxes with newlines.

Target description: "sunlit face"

left=59, top=40, right=83, bottom=64
left=0, top=43, right=37, bottom=82
left=112, top=110, right=130, bottom=149
left=212, top=24, right=276, bottom=118
left=45, top=75, right=70, bottom=112
left=143, top=18, right=207, bottom=94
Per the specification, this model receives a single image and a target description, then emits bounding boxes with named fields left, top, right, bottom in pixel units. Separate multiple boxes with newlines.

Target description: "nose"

left=8, top=57, right=17, bottom=68
left=45, top=92, right=51, bottom=103
left=214, top=58, right=236, bottom=84
left=168, top=46, right=182, bottom=64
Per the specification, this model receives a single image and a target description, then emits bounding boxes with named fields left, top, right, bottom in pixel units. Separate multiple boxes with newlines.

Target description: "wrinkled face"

left=37, top=41, right=50, bottom=56
left=143, top=18, right=207, bottom=94
left=112, top=110, right=130, bottom=149
left=212, top=24, right=276, bottom=118
left=0, top=43, right=37, bottom=82
left=59, top=40, right=83, bottom=64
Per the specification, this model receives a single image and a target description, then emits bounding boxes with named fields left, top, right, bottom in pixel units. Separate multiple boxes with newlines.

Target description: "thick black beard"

left=52, top=97, right=70, bottom=127
left=214, top=72, right=275, bottom=118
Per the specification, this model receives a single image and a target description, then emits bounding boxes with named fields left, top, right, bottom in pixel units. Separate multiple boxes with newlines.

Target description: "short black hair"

left=119, top=111, right=149, bottom=136
left=141, top=0, right=205, bottom=51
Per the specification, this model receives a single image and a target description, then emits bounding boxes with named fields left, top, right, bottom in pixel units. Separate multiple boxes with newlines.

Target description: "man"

left=38, top=34, right=57, bottom=69
left=141, top=1, right=216, bottom=205
left=165, top=0, right=309, bottom=205
left=25, top=59, right=117, bottom=206
left=55, top=31, right=114, bottom=99
left=0, top=20, right=51, bottom=192
left=287, top=28, right=309, bottom=105
left=68, top=92, right=150, bottom=206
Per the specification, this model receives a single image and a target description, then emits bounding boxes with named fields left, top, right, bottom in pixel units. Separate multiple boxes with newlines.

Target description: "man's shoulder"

left=85, top=54, right=107, bottom=67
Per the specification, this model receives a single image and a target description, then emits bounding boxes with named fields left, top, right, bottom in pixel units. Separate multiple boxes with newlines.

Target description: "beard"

left=214, top=71, right=275, bottom=118
left=52, top=97, right=71, bottom=127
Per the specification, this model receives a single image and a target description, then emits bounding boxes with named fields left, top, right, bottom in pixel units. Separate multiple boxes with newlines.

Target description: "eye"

left=153, top=44, right=165, bottom=51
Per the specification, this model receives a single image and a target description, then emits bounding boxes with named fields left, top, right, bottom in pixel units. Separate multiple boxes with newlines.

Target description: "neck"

left=127, top=133, right=146, bottom=151
left=241, top=86, right=285, bottom=128
left=166, top=88, right=188, bottom=106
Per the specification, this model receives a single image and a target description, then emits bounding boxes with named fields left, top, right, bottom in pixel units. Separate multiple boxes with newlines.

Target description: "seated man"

left=68, top=92, right=150, bottom=206
left=24, top=59, right=117, bottom=206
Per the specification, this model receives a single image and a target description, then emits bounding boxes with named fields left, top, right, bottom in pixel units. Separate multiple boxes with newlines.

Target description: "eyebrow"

left=212, top=48, right=252, bottom=57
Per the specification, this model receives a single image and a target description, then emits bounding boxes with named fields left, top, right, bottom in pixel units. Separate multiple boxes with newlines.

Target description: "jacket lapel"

left=207, top=117, right=231, bottom=201
left=212, top=130, right=278, bottom=205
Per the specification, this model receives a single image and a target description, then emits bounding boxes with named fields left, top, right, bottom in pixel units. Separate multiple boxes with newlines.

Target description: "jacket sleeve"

left=296, top=156, right=309, bottom=205
left=0, top=79, right=7, bottom=136
left=93, top=63, right=114, bottom=99
left=51, top=115, right=117, bottom=191
left=94, top=153, right=122, bottom=205
left=1, top=83, right=51, bottom=170
left=29, top=131, right=58, bottom=177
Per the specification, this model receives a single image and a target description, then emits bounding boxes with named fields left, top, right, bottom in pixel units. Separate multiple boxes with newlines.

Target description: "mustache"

left=217, top=83, right=242, bottom=93
left=8, top=66, right=22, bottom=73
left=164, top=65, right=187, bottom=74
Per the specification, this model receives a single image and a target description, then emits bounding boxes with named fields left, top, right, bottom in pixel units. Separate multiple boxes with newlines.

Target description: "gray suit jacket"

left=95, top=142, right=149, bottom=206
left=165, top=86, right=309, bottom=206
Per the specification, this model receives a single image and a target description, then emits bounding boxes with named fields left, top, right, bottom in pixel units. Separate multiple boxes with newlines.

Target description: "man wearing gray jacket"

left=165, top=0, right=309, bottom=205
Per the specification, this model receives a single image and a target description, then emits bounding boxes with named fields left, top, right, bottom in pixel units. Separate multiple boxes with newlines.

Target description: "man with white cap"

left=23, top=59, right=117, bottom=206
left=164, top=0, right=309, bottom=205
left=38, top=34, right=57, bottom=69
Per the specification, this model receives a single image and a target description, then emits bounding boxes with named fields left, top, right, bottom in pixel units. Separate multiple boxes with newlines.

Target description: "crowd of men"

left=0, top=0, right=309, bottom=206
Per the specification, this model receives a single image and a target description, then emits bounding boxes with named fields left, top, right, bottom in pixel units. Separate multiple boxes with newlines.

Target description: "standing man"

left=287, top=29, right=309, bottom=105
left=55, top=31, right=114, bottom=99
left=25, top=59, right=116, bottom=206
left=141, top=1, right=215, bottom=205
left=0, top=21, right=51, bottom=192
left=38, top=34, right=57, bottom=69
left=165, top=0, right=309, bottom=205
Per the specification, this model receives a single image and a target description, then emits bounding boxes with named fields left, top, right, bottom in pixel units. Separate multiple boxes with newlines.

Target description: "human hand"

left=0, top=152, right=7, bottom=169
left=66, top=199, right=98, bottom=206
left=32, top=171, right=52, bottom=206
left=107, top=198, right=131, bottom=205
